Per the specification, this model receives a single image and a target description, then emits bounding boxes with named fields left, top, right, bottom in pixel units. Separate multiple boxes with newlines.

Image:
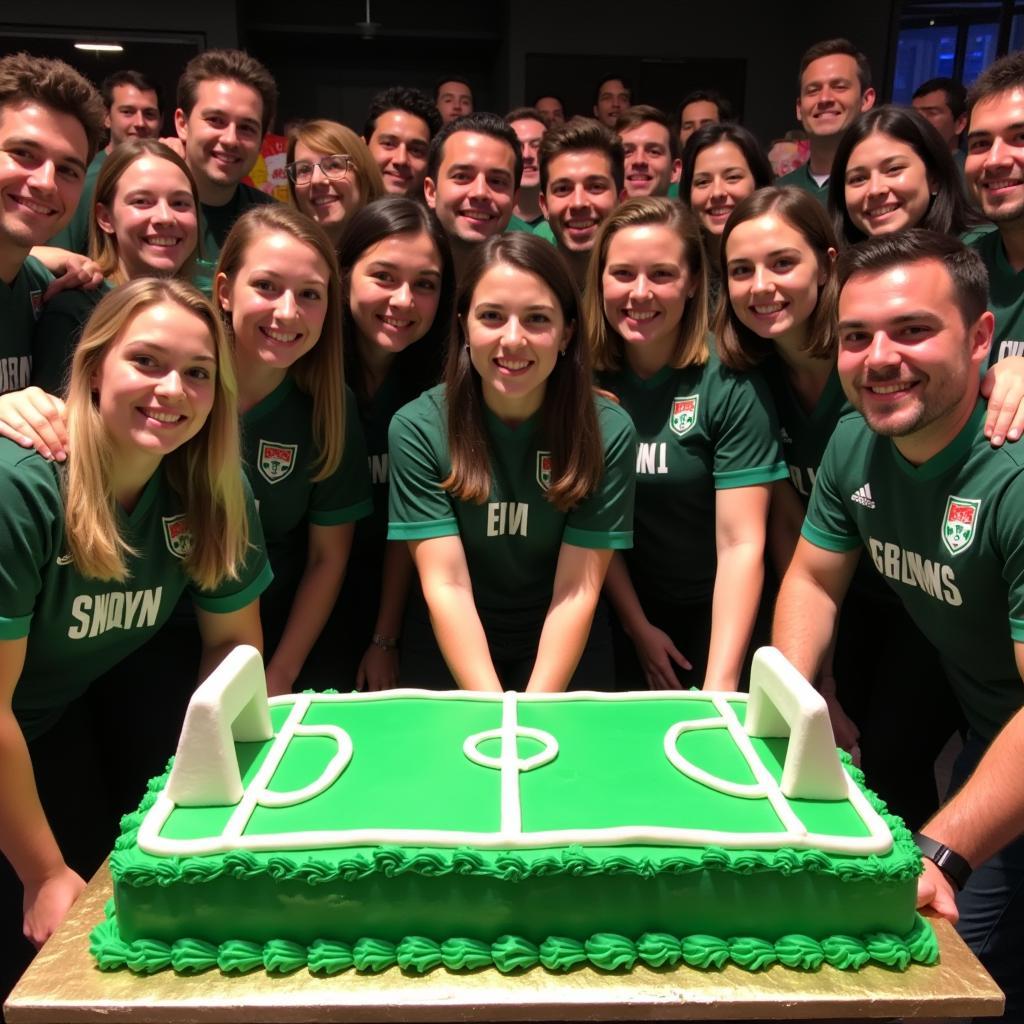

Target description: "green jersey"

left=533, top=220, right=557, bottom=245
left=193, top=184, right=277, bottom=295
left=506, top=213, right=545, bottom=233
left=388, top=385, right=636, bottom=625
left=969, top=230, right=1024, bottom=365
left=598, top=354, right=788, bottom=604
left=243, top=377, right=372, bottom=596
left=31, top=282, right=112, bottom=394
left=803, top=401, right=1024, bottom=741
left=760, top=356, right=852, bottom=503
left=47, top=150, right=107, bottom=255
left=775, top=163, right=829, bottom=205
left=0, top=440, right=272, bottom=741
left=1, top=257, right=52, bottom=396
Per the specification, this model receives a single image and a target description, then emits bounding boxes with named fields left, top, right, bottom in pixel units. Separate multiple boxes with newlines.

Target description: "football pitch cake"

left=90, top=646, right=938, bottom=976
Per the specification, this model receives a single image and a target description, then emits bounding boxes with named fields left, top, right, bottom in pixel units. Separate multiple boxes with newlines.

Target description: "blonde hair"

left=584, top=197, right=710, bottom=373
left=215, top=204, right=345, bottom=480
left=64, top=278, right=249, bottom=590
left=287, top=119, right=385, bottom=215
left=90, top=139, right=201, bottom=284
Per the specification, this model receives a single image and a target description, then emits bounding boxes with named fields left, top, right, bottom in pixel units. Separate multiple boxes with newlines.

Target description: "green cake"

left=90, top=646, right=938, bottom=976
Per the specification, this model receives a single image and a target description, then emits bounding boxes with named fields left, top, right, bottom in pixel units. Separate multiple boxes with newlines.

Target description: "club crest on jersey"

left=30, top=289, right=43, bottom=319
left=258, top=440, right=298, bottom=484
left=162, top=515, right=194, bottom=559
left=670, top=395, right=699, bottom=437
left=536, top=451, right=552, bottom=490
left=942, top=496, right=981, bottom=556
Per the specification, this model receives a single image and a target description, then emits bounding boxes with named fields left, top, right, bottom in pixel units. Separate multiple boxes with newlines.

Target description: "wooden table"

left=4, top=865, right=1005, bottom=1023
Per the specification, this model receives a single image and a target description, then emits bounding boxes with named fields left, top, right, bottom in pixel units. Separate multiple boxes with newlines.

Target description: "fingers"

left=986, top=391, right=1024, bottom=447
left=666, top=642, right=692, bottom=671
left=0, top=388, right=68, bottom=460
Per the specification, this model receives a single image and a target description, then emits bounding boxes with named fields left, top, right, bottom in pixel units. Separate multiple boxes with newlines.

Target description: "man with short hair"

left=364, top=86, right=441, bottom=198
left=435, top=77, right=473, bottom=125
left=615, top=105, right=680, bottom=198
left=775, top=38, right=875, bottom=204
left=0, top=52, right=103, bottom=395
left=50, top=69, right=161, bottom=254
left=772, top=228, right=1024, bottom=1023
left=533, top=94, right=565, bottom=127
left=424, top=112, right=520, bottom=277
left=963, top=52, right=1024, bottom=366
left=538, top=117, right=623, bottom=288
left=676, top=89, right=732, bottom=147
left=593, top=75, right=631, bottom=128
left=913, top=77, right=968, bottom=159
left=505, top=107, right=546, bottom=231
left=173, top=49, right=277, bottom=289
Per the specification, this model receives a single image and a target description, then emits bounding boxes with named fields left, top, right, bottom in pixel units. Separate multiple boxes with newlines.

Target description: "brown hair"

left=286, top=119, right=385, bottom=211
left=585, top=196, right=709, bottom=373
left=538, top=116, right=625, bottom=194
left=714, top=186, right=838, bottom=371
left=0, top=52, right=105, bottom=163
left=614, top=104, right=680, bottom=161
left=64, top=278, right=248, bottom=588
left=444, top=233, right=603, bottom=513
left=176, top=49, right=277, bottom=135
left=798, top=38, right=872, bottom=94
left=215, top=204, right=346, bottom=480
left=968, top=49, right=1024, bottom=112
left=90, top=139, right=200, bottom=283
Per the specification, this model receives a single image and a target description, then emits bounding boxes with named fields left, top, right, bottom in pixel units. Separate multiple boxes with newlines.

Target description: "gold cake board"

left=4, top=862, right=1004, bottom=1023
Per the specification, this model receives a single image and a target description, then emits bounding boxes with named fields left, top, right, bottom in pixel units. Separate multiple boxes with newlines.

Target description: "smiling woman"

left=388, top=231, right=636, bottom=692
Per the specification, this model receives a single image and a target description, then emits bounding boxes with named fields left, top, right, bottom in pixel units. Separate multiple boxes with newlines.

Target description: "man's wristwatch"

left=371, top=633, right=399, bottom=652
left=913, top=832, right=973, bottom=891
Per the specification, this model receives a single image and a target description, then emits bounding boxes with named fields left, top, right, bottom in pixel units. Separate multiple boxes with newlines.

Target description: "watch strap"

left=913, top=832, right=972, bottom=891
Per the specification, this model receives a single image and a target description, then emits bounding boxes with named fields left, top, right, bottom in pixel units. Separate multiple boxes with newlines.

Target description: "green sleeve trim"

left=387, top=518, right=459, bottom=541
left=0, top=613, right=31, bottom=640
left=309, top=498, right=374, bottom=527
left=191, top=561, right=274, bottom=614
left=1010, top=617, right=1024, bottom=643
left=714, top=461, right=790, bottom=490
left=562, top=527, right=633, bottom=550
left=800, top=519, right=862, bottom=553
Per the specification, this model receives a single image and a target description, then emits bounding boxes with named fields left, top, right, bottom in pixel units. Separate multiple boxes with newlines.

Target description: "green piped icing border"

left=111, top=752, right=923, bottom=888
left=89, top=900, right=939, bottom=976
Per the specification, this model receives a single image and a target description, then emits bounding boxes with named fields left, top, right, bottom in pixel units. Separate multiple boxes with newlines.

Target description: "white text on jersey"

left=868, top=538, right=962, bottom=606
left=487, top=502, right=528, bottom=537
left=67, top=587, right=163, bottom=639
left=636, top=443, right=669, bottom=475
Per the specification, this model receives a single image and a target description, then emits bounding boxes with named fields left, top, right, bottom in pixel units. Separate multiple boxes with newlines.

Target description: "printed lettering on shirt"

left=997, top=339, right=1024, bottom=362
left=258, top=440, right=298, bottom=484
left=868, top=537, right=962, bottom=606
left=851, top=482, right=876, bottom=509
left=942, top=496, right=981, bottom=556
left=789, top=464, right=816, bottom=497
left=636, top=442, right=669, bottom=475
left=536, top=451, right=552, bottom=490
left=67, top=586, right=164, bottom=639
left=487, top=502, right=528, bottom=537
left=162, top=514, right=194, bottom=559
left=0, top=356, right=31, bottom=394
left=669, top=395, right=698, bottom=437
left=369, top=452, right=389, bottom=484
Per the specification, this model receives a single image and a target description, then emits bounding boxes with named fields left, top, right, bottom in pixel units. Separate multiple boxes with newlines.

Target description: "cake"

left=89, top=646, right=938, bottom=976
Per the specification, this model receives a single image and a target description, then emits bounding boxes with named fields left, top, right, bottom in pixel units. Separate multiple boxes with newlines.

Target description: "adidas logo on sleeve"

left=851, top=483, right=876, bottom=509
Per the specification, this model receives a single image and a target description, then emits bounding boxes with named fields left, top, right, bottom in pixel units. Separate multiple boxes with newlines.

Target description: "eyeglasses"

left=286, top=153, right=352, bottom=185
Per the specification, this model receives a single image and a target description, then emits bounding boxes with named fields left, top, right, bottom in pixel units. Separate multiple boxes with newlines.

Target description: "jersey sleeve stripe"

left=0, top=613, right=32, bottom=640
left=191, top=561, right=274, bottom=614
left=713, top=461, right=790, bottom=489
left=1009, top=617, right=1024, bottom=643
left=800, top=519, right=862, bottom=552
left=309, top=498, right=374, bottom=527
left=387, top=518, right=460, bottom=541
left=562, top=527, right=633, bottom=550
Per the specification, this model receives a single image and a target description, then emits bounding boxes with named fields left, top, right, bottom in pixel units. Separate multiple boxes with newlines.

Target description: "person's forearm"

left=704, top=540, right=763, bottom=691
left=0, top=715, right=66, bottom=887
left=921, top=709, right=1024, bottom=867
left=602, top=552, right=649, bottom=638
left=767, top=482, right=804, bottom=579
left=423, top=580, right=502, bottom=692
left=771, top=568, right=839, bottom=682
left=526, top=587, right=602, bottom=694
left=372, top=541, right=415, bottom=638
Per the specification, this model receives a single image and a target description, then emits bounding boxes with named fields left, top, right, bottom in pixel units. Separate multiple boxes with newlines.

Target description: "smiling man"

left=772, top=228, right=1024, bottom=1024
left=615, top=105, right=680, bottom=198
left=363, top=86, right=440, bottom=199
left=538, top=117, right=623, bottom=288
left=964, top=51, right=1024, bottom=365
left=775, top=39, right=875, bottom=204
left=505, top=107, right=547, bottom=231
left=50, top=70, right=161, bottom=255
left=0, top=53, right=103, bottom=395
left=424, top=112, right=521, bottom=278
left=174, top=50, right=277, bottom=290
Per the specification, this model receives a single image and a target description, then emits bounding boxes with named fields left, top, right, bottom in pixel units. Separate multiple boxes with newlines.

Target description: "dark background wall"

left=1, top=0, right=898, bottom=145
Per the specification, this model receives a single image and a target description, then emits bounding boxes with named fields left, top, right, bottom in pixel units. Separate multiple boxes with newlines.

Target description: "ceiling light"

left=74, top=42, right=124, bottom=52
